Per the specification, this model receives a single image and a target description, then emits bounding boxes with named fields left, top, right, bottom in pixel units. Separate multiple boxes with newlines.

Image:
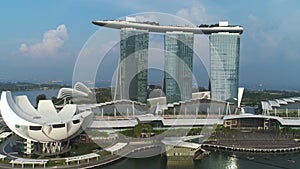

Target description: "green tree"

left=142, top=124, right=153, bottom=133
left=133, top=124, right=143, bottom=138
left=133, top=124, right=153, bottom=138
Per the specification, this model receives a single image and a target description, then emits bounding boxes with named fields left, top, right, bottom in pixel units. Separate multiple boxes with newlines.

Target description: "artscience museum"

left=0, top=91, right=93, bottom=155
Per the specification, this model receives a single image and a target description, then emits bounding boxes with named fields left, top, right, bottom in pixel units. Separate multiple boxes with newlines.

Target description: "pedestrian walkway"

left=65, top=153, right=100, bottom=166
left=10, top=158, right=48, bottom=168
left=105, top=142, right=128, bottom=154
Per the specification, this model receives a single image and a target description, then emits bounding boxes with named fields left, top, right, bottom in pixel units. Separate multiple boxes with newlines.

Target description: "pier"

left=162, top=135, right=210, bottom=160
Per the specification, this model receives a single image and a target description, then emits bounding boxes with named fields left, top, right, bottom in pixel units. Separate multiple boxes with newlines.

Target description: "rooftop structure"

left=92, top=20, right=243, bottom=34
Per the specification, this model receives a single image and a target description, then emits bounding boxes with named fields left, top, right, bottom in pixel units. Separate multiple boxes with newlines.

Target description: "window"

left=29, top=126, right=42, bottom=131
left=52, top=123, right=65, bottom=128
left=73, top=119, right=80, bottom=124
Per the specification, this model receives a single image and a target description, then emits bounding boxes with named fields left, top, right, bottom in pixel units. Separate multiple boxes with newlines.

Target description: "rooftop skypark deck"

left=92, top=20, right=243, bottom=34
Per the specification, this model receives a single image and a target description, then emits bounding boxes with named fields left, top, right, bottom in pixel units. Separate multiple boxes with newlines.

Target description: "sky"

left=1, top=0, right=300, bottom=90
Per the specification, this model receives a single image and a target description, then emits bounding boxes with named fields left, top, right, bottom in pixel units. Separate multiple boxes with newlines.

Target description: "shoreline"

left=1, top=142, right=300, bottom=168
left=80, top=145, right=161, bottom=169
left=201, top=143, right=300, bottom=153
left=81, top=141, right=300, bottom=169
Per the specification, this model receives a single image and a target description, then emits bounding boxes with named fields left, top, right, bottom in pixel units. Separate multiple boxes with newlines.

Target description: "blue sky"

left=1, top=0, right=300, bottom=90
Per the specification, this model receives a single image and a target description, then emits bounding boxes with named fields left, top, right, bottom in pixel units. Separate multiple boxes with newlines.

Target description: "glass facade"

left=116, top=28, right=149, bottom=103
left=164, top=32, right=194, bottom=103
left=210, top=33, right=240, bottom=103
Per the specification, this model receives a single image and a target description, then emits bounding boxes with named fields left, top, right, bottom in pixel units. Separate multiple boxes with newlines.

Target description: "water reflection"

left=226, top=156, right=238, bottom=169
left=167, top=160, right=194, bottom=169
left=12, top=89, right=59, bottom=107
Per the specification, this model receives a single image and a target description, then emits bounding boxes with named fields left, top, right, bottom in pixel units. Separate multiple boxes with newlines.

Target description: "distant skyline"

left=1, top=0, right=300, bottom=90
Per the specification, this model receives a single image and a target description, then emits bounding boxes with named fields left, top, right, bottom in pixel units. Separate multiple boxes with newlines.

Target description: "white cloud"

left=176, top=2, right=218, bottom=24
left=19, top=24, right=68, bottom=57
left=243, top=15, right=280, bottom=61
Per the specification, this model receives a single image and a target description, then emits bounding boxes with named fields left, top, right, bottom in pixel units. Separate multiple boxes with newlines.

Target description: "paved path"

left=0, top=139, right=161, bottom=169
left=0, top=135, right=18, bottom=168
left=79, top=142, right=162, bottom=169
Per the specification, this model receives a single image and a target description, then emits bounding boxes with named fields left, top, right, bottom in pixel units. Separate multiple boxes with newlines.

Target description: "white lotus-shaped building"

left=0, top=91, right=92, bottom=143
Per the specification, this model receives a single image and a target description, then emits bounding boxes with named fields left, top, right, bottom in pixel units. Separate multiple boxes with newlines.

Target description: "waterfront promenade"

left=203, top=130, right=300, bottom=153
left=0, top=139, right=160, bottom=169
left=80, top=143, right=161, bottom=169
left=1, top=132, right=300, bottom=168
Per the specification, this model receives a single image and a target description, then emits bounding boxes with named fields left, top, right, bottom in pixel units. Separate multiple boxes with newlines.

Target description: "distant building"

left=115, top=28, right=149, bottom=103
left=223, top=115, right=281, bottom=130
left=57, top=82, right=94, bottom=105
left=260, top=97, right=300, bottom=116
left=164, top=31, right=194, bottom=103
left=210, top=32, right=241, bottom=103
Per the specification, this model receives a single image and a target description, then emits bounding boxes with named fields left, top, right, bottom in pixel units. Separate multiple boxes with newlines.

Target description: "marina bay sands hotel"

left=92, top=17, right=243, bottom=104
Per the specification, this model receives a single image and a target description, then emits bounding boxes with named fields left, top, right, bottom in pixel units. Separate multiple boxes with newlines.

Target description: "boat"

left=247, top=156, right=254, bottom=161
left=193, top=149, right=210, bottom=160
